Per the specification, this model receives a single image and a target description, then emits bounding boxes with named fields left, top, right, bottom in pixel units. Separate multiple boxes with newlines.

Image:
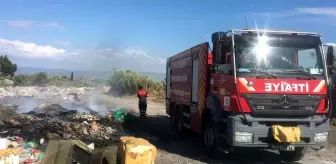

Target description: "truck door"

left=211, top=42, right=235, bottom=112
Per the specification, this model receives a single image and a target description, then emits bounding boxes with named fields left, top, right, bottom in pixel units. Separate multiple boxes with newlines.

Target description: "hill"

left=16, top=67, right=166, bottom=81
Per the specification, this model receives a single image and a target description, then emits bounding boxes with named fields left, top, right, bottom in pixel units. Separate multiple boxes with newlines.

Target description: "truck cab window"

left=215, top=43, right=232, bottom=74
left=297, top=48, right=323, bottom=73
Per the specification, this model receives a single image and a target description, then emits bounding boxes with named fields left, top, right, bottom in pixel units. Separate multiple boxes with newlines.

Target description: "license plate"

left=271, top=145, right=295, bottom=151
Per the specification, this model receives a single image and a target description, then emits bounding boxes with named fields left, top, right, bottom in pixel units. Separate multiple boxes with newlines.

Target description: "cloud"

left=251, top=11, right=297, bottom=18
left=0, top=38, right=166, bottom=72
left=326, top=43, right=336, bottom=47
left=7, top=20, right=32, bottom=28
left=251, top=7, right=336, bottom=18
left=7, top=20, right=64, bottom=29
left=40, top=22, right=64, bottom=29
left=54, top=40, right=70, bottom=46
left=96, top=48, right=166, bottom=64
left=295, top=7, right=336, bottom=16
left=66, top=48, right=166, bottom=72
left=0, top=38, right=66, bottom=58
left=98, top=48, right=165, bottom=63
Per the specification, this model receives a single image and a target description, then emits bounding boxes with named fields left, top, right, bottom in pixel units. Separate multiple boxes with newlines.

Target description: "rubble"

left=0, top=105, right=22, bottom=122
left=34, top=103, right=67, bottom=116
left=0, top=103, right=126, bottom=148
left=0, top=86, right=93, bottom=99
left=0, top=86, right=143, bottom=163
left=0, top=113, right=125, bottom=163
left=67, top=93, right=80, bottom=102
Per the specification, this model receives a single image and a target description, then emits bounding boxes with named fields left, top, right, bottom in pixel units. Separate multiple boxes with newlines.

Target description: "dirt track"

left=118, top=100, right=336, bottom=164
left=85, top=92, right=336, bottom=164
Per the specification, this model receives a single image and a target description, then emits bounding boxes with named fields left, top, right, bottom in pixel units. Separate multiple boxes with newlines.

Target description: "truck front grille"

left=243, top=94, right=323, bottom=116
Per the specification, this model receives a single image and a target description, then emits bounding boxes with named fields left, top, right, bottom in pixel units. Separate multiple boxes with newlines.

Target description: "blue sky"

left=0, top=0, right=335, bottom=72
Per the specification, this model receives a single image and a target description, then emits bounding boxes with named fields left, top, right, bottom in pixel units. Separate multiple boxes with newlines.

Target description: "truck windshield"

left=234, top=34, right=324, bottom=78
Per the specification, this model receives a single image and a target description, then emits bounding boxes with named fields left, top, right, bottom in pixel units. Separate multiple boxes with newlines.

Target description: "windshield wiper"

left=283, top=70, right=316, bottom=80
left=255, top=69, right=278, bottom=79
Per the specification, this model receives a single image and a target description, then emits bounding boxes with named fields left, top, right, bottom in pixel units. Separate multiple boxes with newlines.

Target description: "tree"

left=70, top=72, right=74, bottom=81
left=0, top=55, right=17, bottom=77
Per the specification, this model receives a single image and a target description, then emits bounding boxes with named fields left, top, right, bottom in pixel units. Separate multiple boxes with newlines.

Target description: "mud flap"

left=272, top=125, right=301, bottom=143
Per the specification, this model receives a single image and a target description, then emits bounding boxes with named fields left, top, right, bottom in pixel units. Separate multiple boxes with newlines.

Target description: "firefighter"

left=137, top=85, right=148, bottom=117
left=237, top=50, right=256, bottom=70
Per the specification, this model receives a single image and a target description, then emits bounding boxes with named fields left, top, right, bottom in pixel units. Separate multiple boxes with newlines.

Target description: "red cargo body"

left=166, top=43, right=209, bottom=133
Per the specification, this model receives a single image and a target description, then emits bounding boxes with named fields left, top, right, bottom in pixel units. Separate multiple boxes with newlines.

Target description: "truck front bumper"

left=226, top=114, right=330, bottom=147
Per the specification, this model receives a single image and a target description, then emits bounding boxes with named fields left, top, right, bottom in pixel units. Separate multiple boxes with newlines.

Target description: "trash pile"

left=0, top=86, right=96, bottom=100
left=0, top=103, right=131, bottom=163
left=0, top=137, right=43, bottom=163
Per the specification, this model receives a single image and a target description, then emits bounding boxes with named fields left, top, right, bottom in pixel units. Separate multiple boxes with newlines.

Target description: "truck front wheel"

left=203, top=115, right=217, bottom=156
left=279, top=147, right=307, bottom=161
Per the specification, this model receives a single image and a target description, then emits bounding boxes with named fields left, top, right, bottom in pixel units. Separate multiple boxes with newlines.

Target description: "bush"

left=33, top=72, right=49, bottom=86
left=108, top=69, right=165, bottom=102
left=13, top=74, right=29, bottom=86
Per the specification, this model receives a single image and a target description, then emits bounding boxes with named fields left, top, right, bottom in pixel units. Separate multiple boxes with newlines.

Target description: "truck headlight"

left=234, top=132, right=253, bottom=143
left=314, top=132, right=328, bottom=143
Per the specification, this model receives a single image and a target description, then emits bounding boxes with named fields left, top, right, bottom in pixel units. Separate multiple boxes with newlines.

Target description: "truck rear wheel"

left=169, top=114, right=176, bottom=129
left=279, top=146, right=307, bottom=161
left=175, top=109, right=186, bottom=134
left=171, top=108, right=186, bottom=135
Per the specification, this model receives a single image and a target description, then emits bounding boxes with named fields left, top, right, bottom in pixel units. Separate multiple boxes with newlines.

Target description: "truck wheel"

left=175, top=109, right=184, bottom=133
left=279, top=147, right=307, bottom=161
left=203, top=115, right=217, bottom=156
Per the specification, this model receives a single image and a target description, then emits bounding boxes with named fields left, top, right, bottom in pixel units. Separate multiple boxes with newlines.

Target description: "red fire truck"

left=165, top=29, right=334, bottom=161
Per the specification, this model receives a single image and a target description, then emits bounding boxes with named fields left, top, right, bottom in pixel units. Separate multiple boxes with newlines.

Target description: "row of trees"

left=0, top=55, right=165, bottom=100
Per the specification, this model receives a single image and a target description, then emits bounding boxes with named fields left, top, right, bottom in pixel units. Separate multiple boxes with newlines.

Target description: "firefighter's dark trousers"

left=139, top=103, right=147, bottom=117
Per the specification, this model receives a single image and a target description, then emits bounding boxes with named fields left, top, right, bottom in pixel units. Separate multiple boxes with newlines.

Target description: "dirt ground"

left=83, top=91, right=336, bottom=164
left=109, top=99, right=336, bottom=164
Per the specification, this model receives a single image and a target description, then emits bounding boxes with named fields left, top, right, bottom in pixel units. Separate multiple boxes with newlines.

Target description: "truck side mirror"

left=326, top=46, right=334, bottom=75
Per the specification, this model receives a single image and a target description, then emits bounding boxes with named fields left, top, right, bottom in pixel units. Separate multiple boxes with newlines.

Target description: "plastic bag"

left=24, top=142, right=37, bottom=149
left=112, top=109, right=127, bottom=121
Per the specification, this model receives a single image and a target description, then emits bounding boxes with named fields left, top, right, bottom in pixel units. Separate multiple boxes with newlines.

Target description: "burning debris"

left=0, top=85, right=152, bottom=163
left=0, top=99, right=129, bottom=163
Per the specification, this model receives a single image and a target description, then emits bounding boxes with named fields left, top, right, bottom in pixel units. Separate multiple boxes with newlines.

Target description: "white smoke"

left=0, top=86, right=138, bottom=116
left=87, top=89, right=110, bottom=115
